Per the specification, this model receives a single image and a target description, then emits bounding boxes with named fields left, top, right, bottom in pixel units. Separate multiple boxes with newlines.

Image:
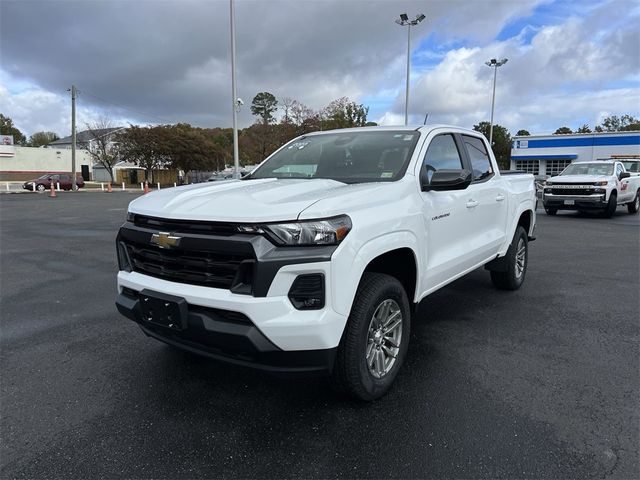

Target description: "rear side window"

left=462, top=135, right=493, bottom=181
left=422, top=134, right=463, bottom=182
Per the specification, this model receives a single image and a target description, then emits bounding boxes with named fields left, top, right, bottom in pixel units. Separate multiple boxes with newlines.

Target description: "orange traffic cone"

left=144, top=181, right=150, bottom=194
left=49, top=182, right=57, bottom=198
left=107, top=182, right=113, bottom=193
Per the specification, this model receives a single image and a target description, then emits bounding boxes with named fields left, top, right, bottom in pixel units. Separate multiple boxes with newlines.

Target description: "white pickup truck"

left=542, top=160, right=640, bottom=217
left=116, top=125, right=536, bottom=400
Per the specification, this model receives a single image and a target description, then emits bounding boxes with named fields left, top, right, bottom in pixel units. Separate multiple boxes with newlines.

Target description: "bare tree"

left=280, top=97, right=295, bottom=124
left=86, top=118, right=121, bottom=182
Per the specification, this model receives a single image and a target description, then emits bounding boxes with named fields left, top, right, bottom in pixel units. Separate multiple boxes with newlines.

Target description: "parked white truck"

left=116, top=125, right=537, bottom=400
left=542, top=160, right=640, bottom=217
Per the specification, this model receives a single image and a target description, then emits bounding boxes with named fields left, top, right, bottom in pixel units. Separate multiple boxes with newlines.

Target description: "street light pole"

left=485, top=58, right=508, bottom=146
left=68, top=85, right=77, bottom=191
left=404, top=23, right=411, bottom=126
left=396, top=13, right=426, bottom=126
left=230, top=0, right=240, bottom=179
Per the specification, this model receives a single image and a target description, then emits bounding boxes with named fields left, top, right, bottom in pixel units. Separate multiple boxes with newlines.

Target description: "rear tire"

left=627, top=190, right=639, bottom=214
left=544, top=207, right=557, bottom=216
left=604, top=192, right=617, bottom=218
left=490, top=226, right=528, bottom=291
left=331, top=273, right=411, bottom=401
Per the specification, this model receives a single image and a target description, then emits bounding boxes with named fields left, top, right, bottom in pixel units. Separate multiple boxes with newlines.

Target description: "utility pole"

left=70, top=85, right=77, bottom=190
left=229, top=0, right=240, bottom=179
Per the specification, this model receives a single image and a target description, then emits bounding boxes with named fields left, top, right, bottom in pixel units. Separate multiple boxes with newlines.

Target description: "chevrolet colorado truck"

left=542, top=160, right=640, bottom=217
left=116, top=125, right=536, bottom=400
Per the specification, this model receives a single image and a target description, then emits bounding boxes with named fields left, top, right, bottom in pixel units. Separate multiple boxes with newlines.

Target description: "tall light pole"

left=485, top=58, right=508, bottom=146
left=229, top=0, right=240, bottom=179
left=67, top=85, right=77, bottom=191
left=395, top=13, right=426, bottom=126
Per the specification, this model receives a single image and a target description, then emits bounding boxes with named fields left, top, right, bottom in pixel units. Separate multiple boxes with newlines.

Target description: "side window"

left=462, top=135, right=493, bottom=181
left=422, top=134, right=463, bottom=182
left=615, top=164, right=623, bottom=178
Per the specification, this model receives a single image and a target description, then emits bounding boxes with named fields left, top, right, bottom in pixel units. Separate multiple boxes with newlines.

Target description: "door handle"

left=496, top=194, right=505, bottom=202
left=466, top=199, right=479, bottom=208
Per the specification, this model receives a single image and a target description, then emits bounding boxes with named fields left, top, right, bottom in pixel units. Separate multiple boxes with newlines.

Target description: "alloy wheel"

left=365, top=299, right=403, bottom=379
left=515, top=238, right=526, bottom=279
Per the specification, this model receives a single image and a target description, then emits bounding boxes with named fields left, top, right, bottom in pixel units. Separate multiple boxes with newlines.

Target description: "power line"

left=78, top=89, right=173, bottom=124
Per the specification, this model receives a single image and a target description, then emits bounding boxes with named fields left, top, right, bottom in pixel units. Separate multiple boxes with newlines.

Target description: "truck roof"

left=306, top=124, right=481, bottom=136
left=574, top=159, right=620, bottom=164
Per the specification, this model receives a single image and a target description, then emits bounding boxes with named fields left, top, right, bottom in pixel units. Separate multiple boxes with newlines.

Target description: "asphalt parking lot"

left=1, top=192, right=638, bottom=479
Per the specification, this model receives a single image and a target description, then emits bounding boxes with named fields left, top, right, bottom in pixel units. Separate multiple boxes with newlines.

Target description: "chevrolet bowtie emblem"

left=150, top=232, right=181, bottom=249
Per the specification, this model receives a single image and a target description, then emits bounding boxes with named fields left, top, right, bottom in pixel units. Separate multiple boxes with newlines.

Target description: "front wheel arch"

left=360, top=247, right=418, bottom=308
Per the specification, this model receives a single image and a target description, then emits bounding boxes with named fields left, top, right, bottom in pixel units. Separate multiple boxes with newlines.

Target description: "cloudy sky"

left=1, top=0, right=638, bottom=138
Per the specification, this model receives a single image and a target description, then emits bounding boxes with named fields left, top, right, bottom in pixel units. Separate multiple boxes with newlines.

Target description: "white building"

left=0, top=146, right=92, bottom=181
left=510, top=131, right=640, bottom=177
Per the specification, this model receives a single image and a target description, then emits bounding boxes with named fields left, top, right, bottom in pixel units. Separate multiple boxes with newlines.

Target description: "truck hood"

left=548, top=174, right=610, bottom=184
left=128, top=178, right=394, bottom=223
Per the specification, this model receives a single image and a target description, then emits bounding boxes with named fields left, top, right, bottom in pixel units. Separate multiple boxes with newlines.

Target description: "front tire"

left=36, top=184, right=46, bottom=192
left=627, top=190, right=639, bottom=214
left=544, top=207, right=557, bottom=216
left=331, top=273, right=411, bottom=401
left=490, top=226, right=528, bottom=291
left=604, top=191, right=617, bottom=218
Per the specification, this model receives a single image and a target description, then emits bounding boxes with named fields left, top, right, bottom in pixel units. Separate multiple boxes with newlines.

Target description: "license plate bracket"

left=139, top=289, right=188, bottom=330
left=564, top=200, right=575, bottom=205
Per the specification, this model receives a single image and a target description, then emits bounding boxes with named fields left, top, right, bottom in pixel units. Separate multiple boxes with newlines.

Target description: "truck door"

left=459, top=134, right=508, bottom=262
left=419, top=133, right=477, bottom=290
left=616, top=162, right=632, bottom=202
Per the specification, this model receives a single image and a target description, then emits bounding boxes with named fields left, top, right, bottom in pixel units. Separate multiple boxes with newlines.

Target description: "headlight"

left=595, top=181, right=608, bottom=186
left=126, top=211, right=135, bottom=222
left=244, top=215, right=352, bottom=246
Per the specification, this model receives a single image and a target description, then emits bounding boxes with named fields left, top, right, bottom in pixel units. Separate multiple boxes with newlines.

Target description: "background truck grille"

left=549, top=184, right=598, bottom=196
left=121, top=239, right=253, bottom=290
left=550, top=188, right=595, bottom=195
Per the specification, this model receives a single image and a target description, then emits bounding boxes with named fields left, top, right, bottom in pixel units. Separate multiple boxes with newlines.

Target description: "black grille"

left=550, top=187, right=597, bottom=196
left=125, top=241, right=250, bottom=289
left=132, top=214, right=240, bottom=236
left=121, top=238, right=254, bottom=290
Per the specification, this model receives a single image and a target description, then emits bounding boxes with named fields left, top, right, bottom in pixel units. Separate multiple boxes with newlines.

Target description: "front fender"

left=331, top=230, right=421, bottom=316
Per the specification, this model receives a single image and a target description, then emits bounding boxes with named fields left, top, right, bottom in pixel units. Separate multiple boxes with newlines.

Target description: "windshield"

left=248, top=131, right=420, bottom=183
left=622, top=161, right=639, bottom=172
left=561, top=163, right=613, bottom=176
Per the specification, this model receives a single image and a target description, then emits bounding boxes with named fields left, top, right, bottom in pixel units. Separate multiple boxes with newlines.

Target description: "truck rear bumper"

left=116, top=286, right=337, bottom=376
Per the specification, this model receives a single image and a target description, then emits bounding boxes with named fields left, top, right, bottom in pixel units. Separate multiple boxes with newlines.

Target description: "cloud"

left=2, top=0, right=636, bottom=138
left=0, top=0, right=548, bottom=135
left=381, top=0, right=640, bottom=133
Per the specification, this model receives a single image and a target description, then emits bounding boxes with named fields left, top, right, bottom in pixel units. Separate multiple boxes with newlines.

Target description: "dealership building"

left=510, top=131, right=640, bottom=177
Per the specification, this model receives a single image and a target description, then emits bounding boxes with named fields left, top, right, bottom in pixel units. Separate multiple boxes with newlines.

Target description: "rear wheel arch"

left=516, top=210, right=533, bottom=236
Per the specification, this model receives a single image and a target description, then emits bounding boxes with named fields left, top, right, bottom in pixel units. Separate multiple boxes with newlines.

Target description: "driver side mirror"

left=620, top=172, right=631, bottom=180
left=421, top=168, right=473, bottom=192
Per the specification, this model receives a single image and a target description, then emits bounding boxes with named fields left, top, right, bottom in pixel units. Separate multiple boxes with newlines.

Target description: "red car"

left=23, top=173, right=85, bottom=192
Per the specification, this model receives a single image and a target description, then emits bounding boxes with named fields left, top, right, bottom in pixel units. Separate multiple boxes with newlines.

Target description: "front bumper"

left=116, top=266, right=347, bottom=374
left=543, top=193, right=607, bottom=210
left=116, top=287, right=336, bottom=376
